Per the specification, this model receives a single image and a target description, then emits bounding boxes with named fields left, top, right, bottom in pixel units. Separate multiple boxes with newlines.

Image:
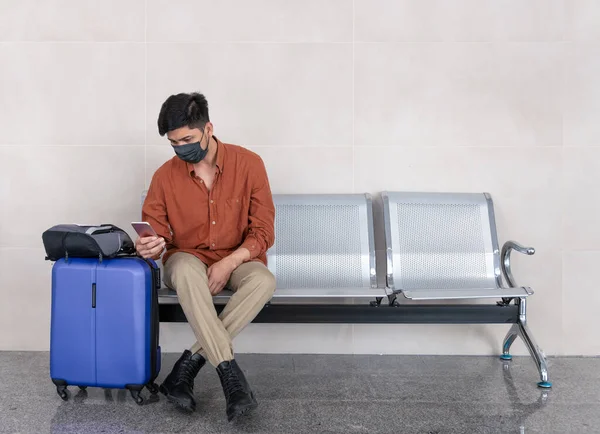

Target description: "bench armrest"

left=501, top=240, right=535, bottom=289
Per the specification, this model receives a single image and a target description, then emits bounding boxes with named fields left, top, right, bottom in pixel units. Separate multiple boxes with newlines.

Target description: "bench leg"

left=518, top=321, right=551, bottom=388
left=500, top=324, right=519, bottom=361
left=500, top=298, right=551, bottom=388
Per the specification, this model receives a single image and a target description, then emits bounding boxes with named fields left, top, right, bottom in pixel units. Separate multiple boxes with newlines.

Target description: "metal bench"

left=150, top=190, right=550, bottom=388
left=382, top=191, right=550, bottom=388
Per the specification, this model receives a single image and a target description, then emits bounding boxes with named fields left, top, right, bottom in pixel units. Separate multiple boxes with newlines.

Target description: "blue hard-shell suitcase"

left=50, top=256, right=161, bottom=404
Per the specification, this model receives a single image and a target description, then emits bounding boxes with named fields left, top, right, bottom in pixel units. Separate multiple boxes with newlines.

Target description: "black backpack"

left=42, top=224, right=136, bottom=261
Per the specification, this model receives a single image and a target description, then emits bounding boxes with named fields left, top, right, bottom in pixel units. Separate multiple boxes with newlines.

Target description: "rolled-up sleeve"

left=141, top=170, right=172, bottom=245
left=240, top=157, right=275, bottom=260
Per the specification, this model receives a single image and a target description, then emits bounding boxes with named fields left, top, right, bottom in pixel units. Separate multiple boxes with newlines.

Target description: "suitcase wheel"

left=52, top=379, right=69, bottom=401
left=131, top=390, right=144, bottom=405
left=78, top=386, right=87, bottom=391
left=57, top=385, right=68, bottom=401
left=126, top=386, right=145, bottom=405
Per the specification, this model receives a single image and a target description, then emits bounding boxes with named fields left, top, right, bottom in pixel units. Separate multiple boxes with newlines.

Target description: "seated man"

left=137, top=92, right=276, bottom=421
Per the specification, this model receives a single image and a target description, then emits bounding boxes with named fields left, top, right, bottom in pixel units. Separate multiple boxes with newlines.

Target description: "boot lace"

left=177, top=358, right=201, bottom=388
left=222, top=367, right=244, bottom=397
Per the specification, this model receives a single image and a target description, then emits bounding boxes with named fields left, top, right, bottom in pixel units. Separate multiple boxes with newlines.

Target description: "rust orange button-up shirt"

left=142, top=137, right=275, bottom=267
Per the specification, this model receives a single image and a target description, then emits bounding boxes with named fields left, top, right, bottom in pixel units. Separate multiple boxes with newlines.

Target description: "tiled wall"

left=1, top=1, right=598, bottom=355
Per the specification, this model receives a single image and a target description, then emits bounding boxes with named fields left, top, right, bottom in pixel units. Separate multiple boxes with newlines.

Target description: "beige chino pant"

left=164, top=252, right=276, bottom=367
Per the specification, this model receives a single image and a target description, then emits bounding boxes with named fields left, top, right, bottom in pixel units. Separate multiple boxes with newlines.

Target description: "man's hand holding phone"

left=132, top=222, right=165, bottom=259
left=135, top=236, right=165, bottom=259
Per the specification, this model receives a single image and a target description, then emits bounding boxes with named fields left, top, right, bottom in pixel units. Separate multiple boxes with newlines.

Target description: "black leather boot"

left=216, top=359, right=258, bottom=421
left=160, top=350, right=205, bottom=412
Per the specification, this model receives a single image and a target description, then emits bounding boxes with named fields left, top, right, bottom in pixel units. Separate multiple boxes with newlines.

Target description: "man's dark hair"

left=157, top=92, right=210, bottom=136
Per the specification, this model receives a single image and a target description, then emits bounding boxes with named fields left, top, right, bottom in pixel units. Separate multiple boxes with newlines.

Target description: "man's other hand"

left=135, top=236, right=165, bottom=259
left=207, top=258, right=237, bottom=295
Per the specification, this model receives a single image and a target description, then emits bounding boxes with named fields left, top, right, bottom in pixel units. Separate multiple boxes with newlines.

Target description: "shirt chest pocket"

left=220, top=197, right=248, bottom=234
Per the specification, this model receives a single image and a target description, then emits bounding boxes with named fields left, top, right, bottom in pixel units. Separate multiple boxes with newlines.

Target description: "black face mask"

left=172, top=129, right=209, bottom=164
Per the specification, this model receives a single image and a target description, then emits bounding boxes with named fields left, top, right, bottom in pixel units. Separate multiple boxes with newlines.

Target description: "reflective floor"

left=1, top=352, right=599, bottom=433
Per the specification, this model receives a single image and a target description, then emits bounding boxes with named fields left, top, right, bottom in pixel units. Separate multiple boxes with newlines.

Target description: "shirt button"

left=212, top=243, right=215, bottom=247
left=212, top=221, right=216, bottom=225
left=200, top=180, right=204, bottom=184
left=210, top=200, right=214, bottom=204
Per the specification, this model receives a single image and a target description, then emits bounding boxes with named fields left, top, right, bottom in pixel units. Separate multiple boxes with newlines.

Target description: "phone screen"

left=131, top=222, right=157, bottom=238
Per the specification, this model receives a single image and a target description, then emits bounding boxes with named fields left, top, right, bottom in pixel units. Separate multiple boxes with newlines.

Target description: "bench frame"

left=499, top=241, right=551, bottom=388
left=160, top=303, right=520, bottom=324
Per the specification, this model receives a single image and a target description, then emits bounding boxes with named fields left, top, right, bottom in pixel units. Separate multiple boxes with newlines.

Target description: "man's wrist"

left=219, top=255, right=237, bottom=272
left=152, top=246, right=166, bottom=260
left=223, top=248, right=250, bottom=271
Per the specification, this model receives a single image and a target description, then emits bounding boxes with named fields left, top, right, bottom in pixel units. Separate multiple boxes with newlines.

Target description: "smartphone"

left=131, top=221, right=158, bottom=238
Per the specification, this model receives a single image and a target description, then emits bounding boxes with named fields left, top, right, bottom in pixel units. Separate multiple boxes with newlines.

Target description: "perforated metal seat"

left=148, top=192, right=384, bottom=303
left=382, top=191, right=533, bottom=300
left=267, top=194, right=381, bottom=298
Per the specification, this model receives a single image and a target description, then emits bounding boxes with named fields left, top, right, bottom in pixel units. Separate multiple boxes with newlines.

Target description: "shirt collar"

left=214, top=136, right=225, bottom=173
left=185, top=135, right=225, bottom=176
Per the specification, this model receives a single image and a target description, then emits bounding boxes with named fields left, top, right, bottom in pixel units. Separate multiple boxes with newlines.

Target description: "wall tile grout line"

left=138, top=40, right=354, bottom=45
left=0, top=41, right=354, bottom=45
left=0, top=144, right=573, bottom=148
left=560, top=35, right=566, bottom=354
left=352, top=0, right=356, bottom=194
left=0, top=40, right=565, bottom=45
left=0, top=247, right=49, bottom=251
left=0, top=144, right=147, bottom=147
left=0, top=41, right=146, bottom=44
left=351, top=0, right=356, bottom=345
left=144, top=0, right=148, bottom=190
